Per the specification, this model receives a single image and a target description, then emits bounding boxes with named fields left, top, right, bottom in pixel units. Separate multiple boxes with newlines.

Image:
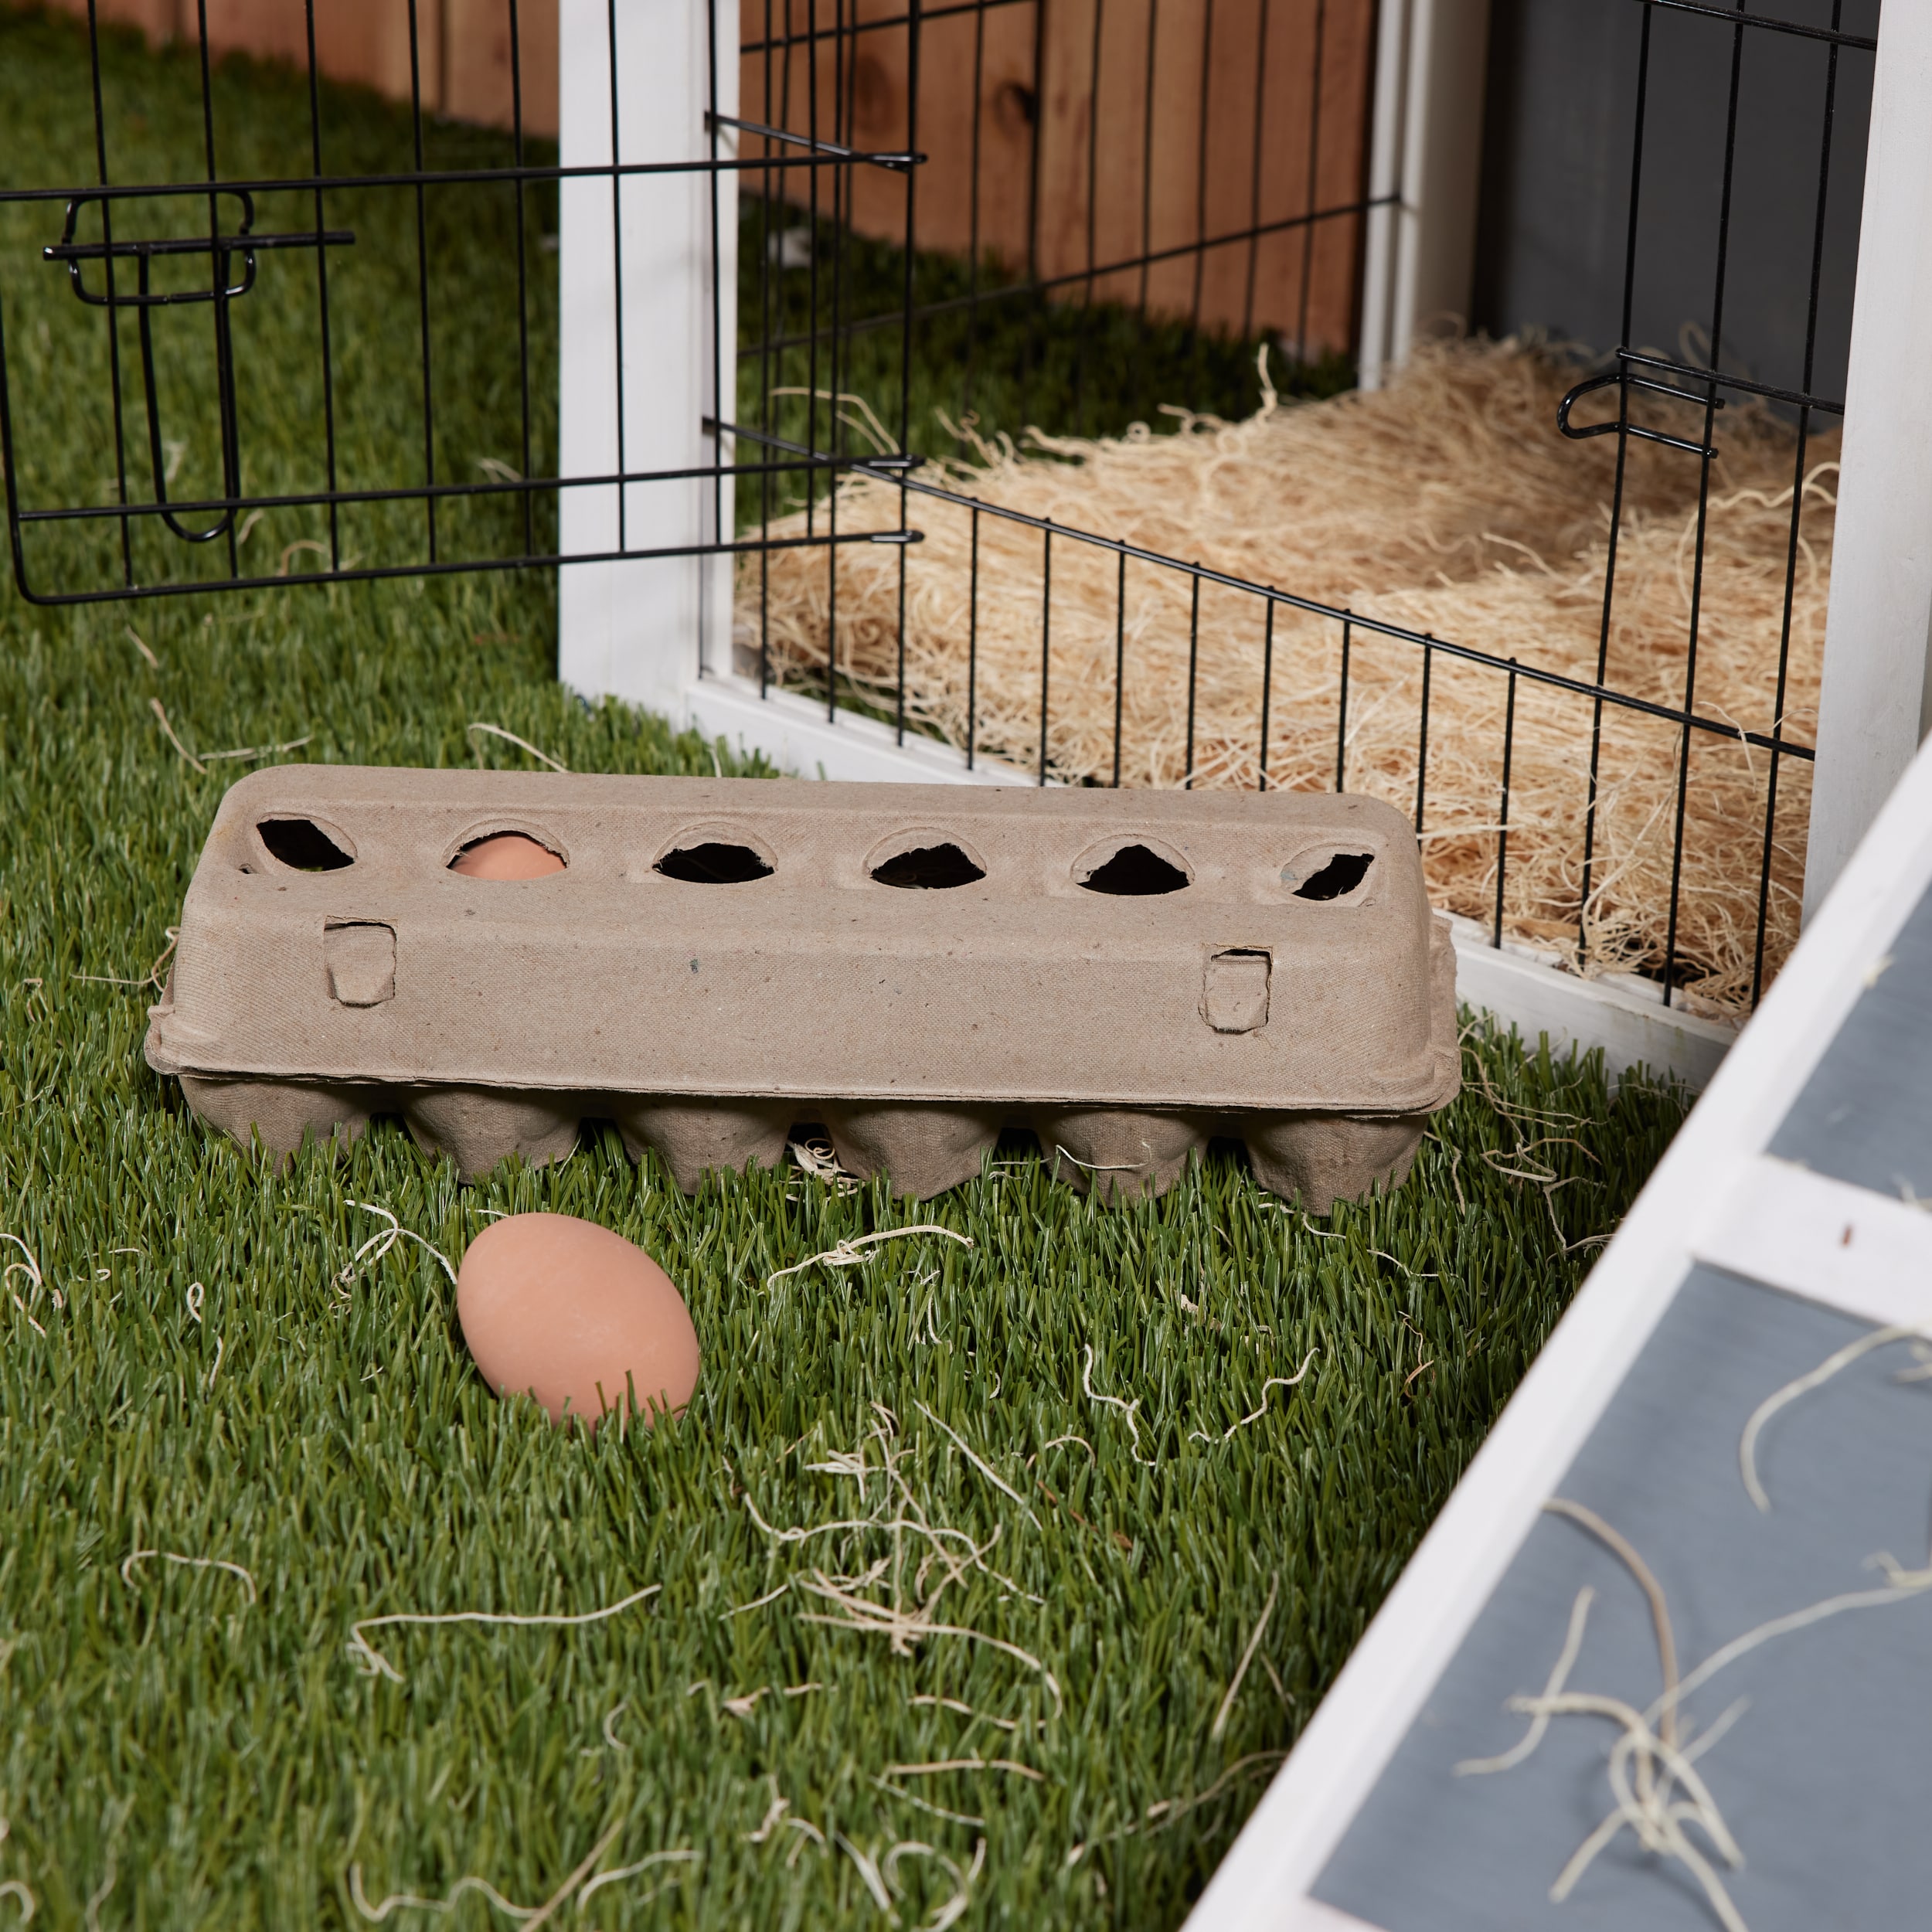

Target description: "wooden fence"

left=740, top=0, right=1377, bottom=352
left=46, top=0, right=560, bottom=138
left=49, top=0, right=1375, bottom=352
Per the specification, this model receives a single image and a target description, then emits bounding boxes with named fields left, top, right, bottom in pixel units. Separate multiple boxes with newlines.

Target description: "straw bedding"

left=736, top=342, right=1835, bottom=1012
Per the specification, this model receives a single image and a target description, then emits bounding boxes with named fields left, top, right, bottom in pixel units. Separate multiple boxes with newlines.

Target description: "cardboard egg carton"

left=145, top=767, right=1459, bottom=1210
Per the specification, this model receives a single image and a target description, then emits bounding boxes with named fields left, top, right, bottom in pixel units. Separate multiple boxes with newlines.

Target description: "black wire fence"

left=0, top=0, right=1878, bottom=1012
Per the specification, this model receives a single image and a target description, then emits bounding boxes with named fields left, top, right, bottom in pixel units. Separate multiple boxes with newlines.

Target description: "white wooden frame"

left=556, top=0, right=740, bottom=721
left=1356, top=0, right=1494, bottom=392
left=1801, top=0, right=1932, bottom=919
left=1183, top=730, right=1932, bottom=1931
left=554, top=0, right=1029, bottom=787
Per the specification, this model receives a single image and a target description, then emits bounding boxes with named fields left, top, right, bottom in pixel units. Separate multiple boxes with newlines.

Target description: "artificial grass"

left=1, top=10, right=1692, bottom=1930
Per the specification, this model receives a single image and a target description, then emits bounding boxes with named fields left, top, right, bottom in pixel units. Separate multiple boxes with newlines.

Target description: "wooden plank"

left=38, top=0, right=567, bottom=137
left=444, top=0, right=560, bottom=139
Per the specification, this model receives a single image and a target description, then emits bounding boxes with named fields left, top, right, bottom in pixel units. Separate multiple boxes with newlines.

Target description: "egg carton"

left=144, top=767, right=1460, bottom=1211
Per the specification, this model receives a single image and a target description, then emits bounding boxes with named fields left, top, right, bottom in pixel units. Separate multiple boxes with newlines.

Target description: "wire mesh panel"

left=1552, top=0, right=1877, bottom=1007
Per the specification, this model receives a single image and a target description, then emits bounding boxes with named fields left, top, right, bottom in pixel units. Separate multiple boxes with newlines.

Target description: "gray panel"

left=1313, top=1266, right=1932, bottom=1931
left=1769, top=879, right=1932, bottom=1197
left=1474, top=0, right=1874, bottom=405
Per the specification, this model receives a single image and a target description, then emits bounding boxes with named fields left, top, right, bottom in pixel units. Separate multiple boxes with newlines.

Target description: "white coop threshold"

left=1444, top=914, right=1737, bottom=1090
left=678, top=677, right=1741, bottom=1091
left=685, top=674, right=1038, bottom=788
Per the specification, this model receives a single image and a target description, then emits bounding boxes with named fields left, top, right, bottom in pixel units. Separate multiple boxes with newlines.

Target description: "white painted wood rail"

left=1804, top=0, right=1932, bottom=919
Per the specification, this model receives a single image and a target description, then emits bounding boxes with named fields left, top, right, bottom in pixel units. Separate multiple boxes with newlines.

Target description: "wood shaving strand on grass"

left=766, top=1225, right=974, bottom=1290
left=468, top=722, right=568, bottom=772
left=880, top=1758, right=1044, bottom=1782
left=745, top=1781, right=791, bottom=1844
left=883, top=1838, right=986, bottom=1932
left=573, top=1849, right=701, bottom=1911
left=719, top=1580, right=792, bottom=1619
left=1080, top=1345, right=1154, bottom=1464
left=1065, top=1750, right=1288, bottom=1864
left=349, top=1869, right=540, bottom=1923
left=346, top=1583, right=661, bottom=1683
left=1190, top=1353, right=1318, bottom=1444
left=338, top=1202, right=457, bottom=1289
left=80, top=1801, right=128, bottom=1932
left=498, top=1818, right=625, bottom=1932
left=871, top=1778, right=987, bottom=1830
left=196, top=735, right=312, bottom=764
left=835, top=1835, right=898, bottom=1922
left=119, top=1549, right=258, bottom=1604
left=71, top=927, right=179, bottom=992
left=1, top=1234, right=58, bottom=1323
left=349, top=1818, right=631, bottom=1931
left=911, top=1400, right=1040, bottom=1526
left=0, top=1881, right=32, bottom=1927
left=1209, top=1573, right=1280, bottom=1742
left=741, top=338, right=1832, bottom=1012
left=795, top=1590, right=1063, bottom=1710
left=747, top=1414, right=1064, bottom=1709
left=149, top=698, right=206, bottom=774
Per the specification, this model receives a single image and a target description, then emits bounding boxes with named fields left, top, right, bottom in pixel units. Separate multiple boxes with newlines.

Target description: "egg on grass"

left=456, top=1213, right=699, bottom=1430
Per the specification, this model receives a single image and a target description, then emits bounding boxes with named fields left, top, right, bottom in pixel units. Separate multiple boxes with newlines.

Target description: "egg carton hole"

left=257, top=817, right=354, bottom=872
left=655, top=841, right=774, bottom=884
left=1292, top=851, right=1376, bottom=901
left=870, top=842, right=985, bottom=889
left=1079, top=843, right=1190, bottom=896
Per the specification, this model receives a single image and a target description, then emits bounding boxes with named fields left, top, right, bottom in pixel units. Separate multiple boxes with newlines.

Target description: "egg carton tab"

left=145, top=767, right=1458, bottom=1210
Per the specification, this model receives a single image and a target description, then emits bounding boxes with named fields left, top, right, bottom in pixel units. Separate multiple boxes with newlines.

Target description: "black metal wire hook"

left=1557, top=365, right=1726, bottom=459
left=45, top=190, right=255, bottom=543
left=137, top=246, right=243, bottom=543
left=44, top=189, right=352, bottom=546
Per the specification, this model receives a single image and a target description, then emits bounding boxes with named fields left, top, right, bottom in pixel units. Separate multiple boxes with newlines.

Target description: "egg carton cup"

left=145, top=767, right=1460, bottom=1212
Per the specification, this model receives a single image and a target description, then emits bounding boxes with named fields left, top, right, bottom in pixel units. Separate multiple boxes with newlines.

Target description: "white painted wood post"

left=1802, top=2, right=1932, bottom=923
left=1358, top=0, right=1492, bottom=389
left=556, top=0, right=739, bottom=719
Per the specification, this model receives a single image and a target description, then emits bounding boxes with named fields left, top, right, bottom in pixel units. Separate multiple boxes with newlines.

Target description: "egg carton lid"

left=145, top=766, right=1458, bottom=1116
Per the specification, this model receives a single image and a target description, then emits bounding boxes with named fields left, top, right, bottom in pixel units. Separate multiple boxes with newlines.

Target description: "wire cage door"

left=0, top=0, right=752, bottom=611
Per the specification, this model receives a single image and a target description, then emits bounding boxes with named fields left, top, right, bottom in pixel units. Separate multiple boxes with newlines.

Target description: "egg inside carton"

left=148, top=770, right=1460, bottom=1212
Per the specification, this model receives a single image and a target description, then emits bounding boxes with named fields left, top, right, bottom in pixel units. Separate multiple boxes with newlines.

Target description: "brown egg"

left=451, top=832, right=566, bottom=880
left=457, top=1213, right=699, bottom=1429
